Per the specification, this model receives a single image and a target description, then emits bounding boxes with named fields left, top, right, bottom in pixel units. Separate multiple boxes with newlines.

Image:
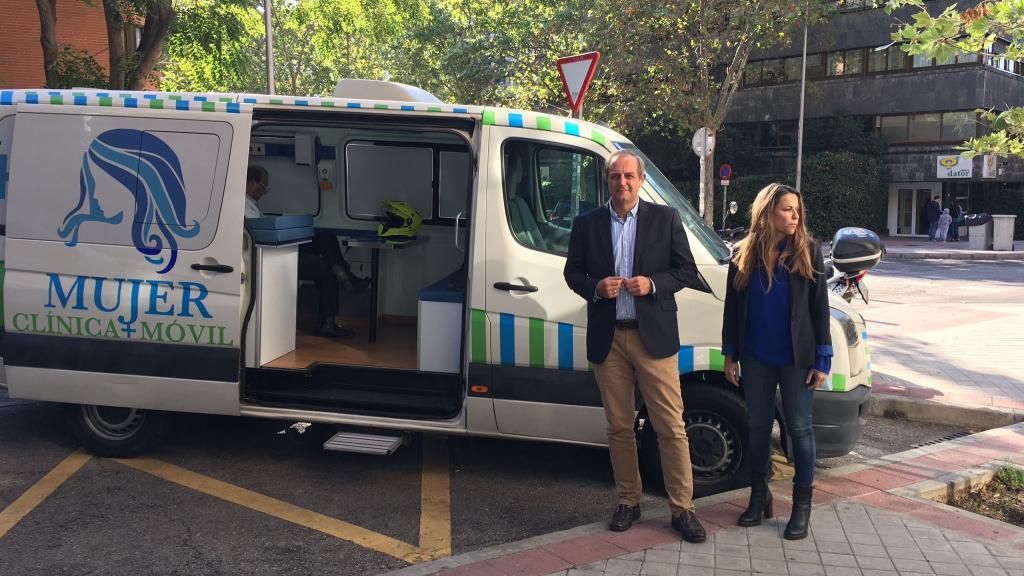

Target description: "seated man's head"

left=247, top=165, right=269, bottom=202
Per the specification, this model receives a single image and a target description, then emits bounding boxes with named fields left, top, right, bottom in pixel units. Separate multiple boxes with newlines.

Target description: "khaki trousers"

left=593, top=327, right=694, bottom=516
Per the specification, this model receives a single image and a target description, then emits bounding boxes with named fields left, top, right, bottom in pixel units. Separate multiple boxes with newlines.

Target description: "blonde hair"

left=732, top=183, right=816, bottom=291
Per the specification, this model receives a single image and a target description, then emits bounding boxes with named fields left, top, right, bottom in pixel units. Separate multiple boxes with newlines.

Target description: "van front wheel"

left=66, top=404, right=168, bottom=458
left=640, top=383, right=750, bottom=498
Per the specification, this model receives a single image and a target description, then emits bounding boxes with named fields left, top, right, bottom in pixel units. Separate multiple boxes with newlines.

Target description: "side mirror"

left=729, top=201, right=738, bottom=215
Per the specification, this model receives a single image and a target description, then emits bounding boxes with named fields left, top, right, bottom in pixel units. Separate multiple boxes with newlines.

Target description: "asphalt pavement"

left=0, top=394, right=970, bottom=576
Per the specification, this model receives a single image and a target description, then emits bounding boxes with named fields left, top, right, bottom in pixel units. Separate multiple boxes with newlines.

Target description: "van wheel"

left=640, top=383, right=750, bottom=498
left=66, top=404, right=168, bottom=458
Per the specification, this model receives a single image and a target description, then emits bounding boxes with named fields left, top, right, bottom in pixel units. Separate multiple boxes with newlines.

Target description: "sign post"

left=719, top=163, right=733, bottom=229
left=557, top=52, right=600, bottom=119
left=692, top=128, right=715, bottom=218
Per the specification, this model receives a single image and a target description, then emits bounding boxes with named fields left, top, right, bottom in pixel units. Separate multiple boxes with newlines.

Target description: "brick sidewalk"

left=389, top=424, right=1024, bottom=576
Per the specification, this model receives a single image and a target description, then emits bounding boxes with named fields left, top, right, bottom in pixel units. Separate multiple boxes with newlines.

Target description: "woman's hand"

left=724, top=357, right=741, bottom=387
left=805, top=369, right=826, bottom=389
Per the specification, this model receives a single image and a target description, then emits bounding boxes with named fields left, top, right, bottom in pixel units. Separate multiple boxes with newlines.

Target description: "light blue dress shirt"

left=610, top=202, right=640, bottom=320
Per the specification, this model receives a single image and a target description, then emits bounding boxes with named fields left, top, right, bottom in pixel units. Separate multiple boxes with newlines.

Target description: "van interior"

left=240, top=109, right=474, bottom=420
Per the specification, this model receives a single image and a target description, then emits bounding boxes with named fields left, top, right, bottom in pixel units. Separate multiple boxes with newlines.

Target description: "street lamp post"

left=264, top=0, right=275, bottom=95
left=795, top=11, right=808, bottom=190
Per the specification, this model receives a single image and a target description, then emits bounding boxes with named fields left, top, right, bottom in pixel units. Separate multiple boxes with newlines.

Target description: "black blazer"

left=721, top=240, right=832, bottom=371
left=564, top=200, right=699, bottom=363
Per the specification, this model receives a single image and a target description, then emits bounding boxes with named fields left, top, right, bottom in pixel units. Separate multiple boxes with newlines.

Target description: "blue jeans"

left=741, top=355, right=816, bottom=488
left=928, top=221, right=938, bottom=241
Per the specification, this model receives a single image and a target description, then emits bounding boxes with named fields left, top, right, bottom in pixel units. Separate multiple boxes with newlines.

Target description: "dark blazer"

left=721, top=241, right=832, bottom=371
left=564, top=200, right=699, bottom=364
left=927, top=200, right=941, bottom=223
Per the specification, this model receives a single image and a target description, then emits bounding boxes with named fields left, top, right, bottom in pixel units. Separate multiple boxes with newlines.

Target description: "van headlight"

left=830, top=307, right=864, bottom=378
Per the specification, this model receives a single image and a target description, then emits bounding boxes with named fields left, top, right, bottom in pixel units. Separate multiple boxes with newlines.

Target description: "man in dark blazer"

left=564, top=150, right=706, bottom=542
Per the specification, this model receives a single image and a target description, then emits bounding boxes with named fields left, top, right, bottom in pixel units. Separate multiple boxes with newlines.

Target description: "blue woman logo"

left=57, top=128, right=200, bottom=274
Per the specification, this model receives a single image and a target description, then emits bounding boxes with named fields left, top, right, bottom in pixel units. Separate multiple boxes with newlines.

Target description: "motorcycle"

left=716, top=201, right=746, bottom=249
left=824, top=227, right=885, bottom=305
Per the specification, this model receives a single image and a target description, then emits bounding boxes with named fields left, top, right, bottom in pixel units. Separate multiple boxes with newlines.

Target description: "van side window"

left=503, top=140, right=602, bottom=256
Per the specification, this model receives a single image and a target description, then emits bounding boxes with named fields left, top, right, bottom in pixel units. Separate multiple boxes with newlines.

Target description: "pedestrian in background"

left=927, top=196, right=941, bottom=241
left=951, top=201, right=964, bottom=242
left=937, top=208, right=952, bottom=242
left=564, top=150, right=707, bottom=543
left=721, top=183, right=832, bottom=541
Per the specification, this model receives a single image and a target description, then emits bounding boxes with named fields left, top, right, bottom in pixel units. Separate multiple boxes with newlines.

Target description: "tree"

left=588, top=0, right=832, bottom=224
left=35, top=0, right=177, bottom=89
left=886, top=0, right=1024, bottom=158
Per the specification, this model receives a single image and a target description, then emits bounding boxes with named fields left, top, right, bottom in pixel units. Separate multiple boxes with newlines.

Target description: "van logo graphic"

left=58, top=128, right=200, bottom=273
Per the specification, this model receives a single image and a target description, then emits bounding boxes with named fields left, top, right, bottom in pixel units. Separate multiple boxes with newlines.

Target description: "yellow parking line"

left=0, top=449, right=92, bottom=539
left=116, top=457, right=433, bottom=564
left=418, top=436, right=451, bottom=557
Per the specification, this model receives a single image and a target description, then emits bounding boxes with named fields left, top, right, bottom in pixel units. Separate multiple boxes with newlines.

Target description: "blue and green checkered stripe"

left=1, top=90, right=248, bottom=114
left=239, top=94, right=483, bottom=115
left=470, top=308, right=725, bottom=374
left=481, top=108, right=611, bottom=147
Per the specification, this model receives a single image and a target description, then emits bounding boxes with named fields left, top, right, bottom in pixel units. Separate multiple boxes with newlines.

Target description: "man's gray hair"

left=605, top=150, right=646, bottom=180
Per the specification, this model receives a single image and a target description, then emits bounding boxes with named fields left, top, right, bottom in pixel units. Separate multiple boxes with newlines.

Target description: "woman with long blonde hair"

left=721, top=183, right=832, bottom=540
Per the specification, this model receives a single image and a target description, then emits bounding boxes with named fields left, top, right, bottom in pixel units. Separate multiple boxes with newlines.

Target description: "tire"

left=640, top=382, right=750, bottom=498
left=65, top=404, right=169, bottom=458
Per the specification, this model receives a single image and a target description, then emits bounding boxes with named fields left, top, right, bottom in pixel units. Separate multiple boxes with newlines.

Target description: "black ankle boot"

left=784, top=485, right=812, bottom=540
left=738, top=475, right=773, bottom=527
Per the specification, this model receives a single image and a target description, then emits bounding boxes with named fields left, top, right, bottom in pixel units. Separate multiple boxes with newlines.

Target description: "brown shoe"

left=671, top=510, right=707, bottom=543
left=609, top=504, right=640, bottom=532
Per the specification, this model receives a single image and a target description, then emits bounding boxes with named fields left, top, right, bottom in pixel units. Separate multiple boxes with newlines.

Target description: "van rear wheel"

left=66, top=404, right=168, bottom=458
left=640, top=382, right=750, bottom=498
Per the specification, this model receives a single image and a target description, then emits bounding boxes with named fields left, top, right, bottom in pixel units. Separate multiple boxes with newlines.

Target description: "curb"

left=868, top=392, right=1024, bottom=429
left=884, top=251, right=1024, bottom=260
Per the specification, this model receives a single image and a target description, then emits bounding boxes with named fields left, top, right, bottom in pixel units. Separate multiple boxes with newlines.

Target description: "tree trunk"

left=128, top=0, right=176, bottom=90
left=703, top=149, right=716, bottom=226
left=35, top=0, right=60, bottom=88
left=102, top=1, right=126, bottom=89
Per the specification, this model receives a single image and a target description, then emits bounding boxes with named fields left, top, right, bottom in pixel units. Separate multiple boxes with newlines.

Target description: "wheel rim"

left=685, top=411, right=741, bottom=485
left=82, top=405, right=147, bottom=441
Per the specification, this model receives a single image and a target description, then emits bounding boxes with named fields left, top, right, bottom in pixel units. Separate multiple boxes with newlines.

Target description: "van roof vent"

left=332, top=79, right=443, bottom=104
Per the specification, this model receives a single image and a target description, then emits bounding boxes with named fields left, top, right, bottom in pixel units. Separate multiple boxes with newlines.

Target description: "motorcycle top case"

left=831, top=227, right=884, bottom=273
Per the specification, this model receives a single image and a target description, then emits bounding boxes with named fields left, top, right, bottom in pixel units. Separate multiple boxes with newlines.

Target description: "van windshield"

left=615, top=143, right=731, bottom=264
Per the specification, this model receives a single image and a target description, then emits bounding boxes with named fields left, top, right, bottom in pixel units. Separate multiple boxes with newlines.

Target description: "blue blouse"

left=725, top=243, right=832, bottom=374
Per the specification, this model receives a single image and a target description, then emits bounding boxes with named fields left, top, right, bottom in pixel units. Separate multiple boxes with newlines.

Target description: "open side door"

left=3, top=100, right=251, bottom=415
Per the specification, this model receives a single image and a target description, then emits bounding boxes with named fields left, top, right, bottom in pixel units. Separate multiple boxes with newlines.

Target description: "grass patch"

left=948, top=466, right=1024, bottom=528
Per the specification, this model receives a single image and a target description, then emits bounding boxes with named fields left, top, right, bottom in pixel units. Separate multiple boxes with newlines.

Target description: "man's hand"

left=597, top=276, right=624, bottom=299
left=724, top=357, right=741, bottom=387
left=623, top=276, right=652, bottom=296
left=806, top=369, right=826, bottom=389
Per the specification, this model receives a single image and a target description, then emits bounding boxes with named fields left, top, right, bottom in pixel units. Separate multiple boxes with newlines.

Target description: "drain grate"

left=910, top=431, right=970, bottom=449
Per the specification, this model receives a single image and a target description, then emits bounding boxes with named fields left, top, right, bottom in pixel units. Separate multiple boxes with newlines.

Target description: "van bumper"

left=813, top=384, right=870, bottom=458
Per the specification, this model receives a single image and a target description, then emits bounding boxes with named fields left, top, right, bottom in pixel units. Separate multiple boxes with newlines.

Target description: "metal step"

left=323, top=431, right=406, bottom=455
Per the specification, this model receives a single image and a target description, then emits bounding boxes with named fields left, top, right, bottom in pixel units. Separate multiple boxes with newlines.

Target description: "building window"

left=879, top=115, right=909, bottom=142
left=941, top=111, right=977, bottom=140
left=912, top=53, right=933, bottom=68
left=909, top=113, right=941, bottom=141
left=868, top=48, right=887, bottom=72
left=845, top=49, right=864, bottom=74
left=828, top=52, right=845, bottom=76
left=762, top=59, right=784, bottom=84
left=744, top=60, right=763, bottom=86
left=784, top=56, right=803, bottom=81
left=887, top=46, right=907, bottom=70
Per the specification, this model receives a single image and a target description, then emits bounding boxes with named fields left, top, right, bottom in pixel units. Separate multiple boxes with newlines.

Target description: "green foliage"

left=969, top=183, right=1024, bottom=239
left=995, top=465, right=1024, bottom=491
left=800, top=151, right=887, bottom=239
left=48, top=44, right=108, bottom=89
left=886, top=0, right=1024, bottom=158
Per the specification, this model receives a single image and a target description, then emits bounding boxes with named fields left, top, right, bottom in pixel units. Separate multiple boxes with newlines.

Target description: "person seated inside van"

left=245, top=165, right=367, bottom=339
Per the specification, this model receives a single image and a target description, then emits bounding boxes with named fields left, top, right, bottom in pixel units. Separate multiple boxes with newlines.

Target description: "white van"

left=0, top=83, right=871, bottom=496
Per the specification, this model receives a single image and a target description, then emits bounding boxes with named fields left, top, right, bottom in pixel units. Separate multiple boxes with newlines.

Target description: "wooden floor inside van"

left=264, top=316, right=417, bottom=370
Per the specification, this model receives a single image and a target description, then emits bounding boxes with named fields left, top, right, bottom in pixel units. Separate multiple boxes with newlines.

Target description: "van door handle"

left=191, top=263, right=234, bottom=273
left=494, top=281, right=538, bottom=293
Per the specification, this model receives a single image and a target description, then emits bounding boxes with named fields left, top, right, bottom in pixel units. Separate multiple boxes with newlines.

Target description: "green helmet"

left=377, top=200, right=422, bottom=239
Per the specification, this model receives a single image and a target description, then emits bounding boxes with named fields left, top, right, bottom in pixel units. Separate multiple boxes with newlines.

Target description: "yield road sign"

left=691, top=128, right=715, bottom=157
left=557, top=52, right=601, bottom=114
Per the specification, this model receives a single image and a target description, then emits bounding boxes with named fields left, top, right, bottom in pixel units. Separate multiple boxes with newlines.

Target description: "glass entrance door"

left=897, top=188, right=915, bottom=235
left=896, top=186, right=938, bottom=236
